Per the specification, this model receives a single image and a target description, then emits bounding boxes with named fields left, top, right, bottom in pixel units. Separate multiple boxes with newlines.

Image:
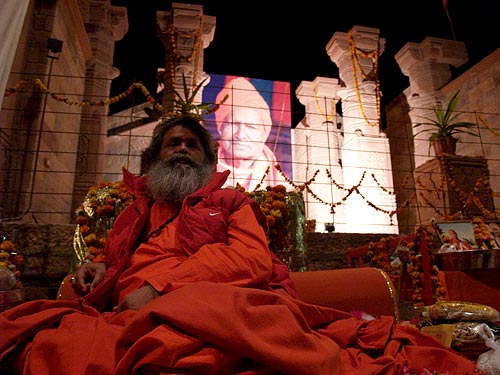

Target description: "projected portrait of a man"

left=206, top=76, right=292, bottom=191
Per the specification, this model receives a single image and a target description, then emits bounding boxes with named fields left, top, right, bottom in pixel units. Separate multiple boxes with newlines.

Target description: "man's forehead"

left=163, top=125, right=201, bottom=141
left=226, top=108, right=261, bottom=124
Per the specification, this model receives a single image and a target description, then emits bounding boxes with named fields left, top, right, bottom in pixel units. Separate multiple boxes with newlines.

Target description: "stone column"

left=395, top=37, right=468, bottom=168
left=72, top=4, right=128, bottom=217
left=326, top=25, right=398, bottom=233
left=157, top=3, right=215, bottom=112
left=294, top=77, right=344, bottom=232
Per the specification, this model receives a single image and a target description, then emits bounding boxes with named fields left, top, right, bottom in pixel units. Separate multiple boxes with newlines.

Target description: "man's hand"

left=113, top=285, right=160, bottom=313
left=71, top=262, right=107, bottom=295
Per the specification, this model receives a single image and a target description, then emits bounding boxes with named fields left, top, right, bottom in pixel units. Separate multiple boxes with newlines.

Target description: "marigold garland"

left=4, top=77, right=227, bottom=122
left=6, top=79, right=499, bottom=224
left=74, top=181, right=134, bottom=264
left=365, top=227, right=447, bottom=306
left=348, top=30, right=381, bottom=127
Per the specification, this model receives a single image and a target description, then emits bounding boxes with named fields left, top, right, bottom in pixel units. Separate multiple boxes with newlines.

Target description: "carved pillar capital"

left=296, top=77, right=340, bottom=127
left=157, top=3, right=215, bottom=110
left=395, top=37, right=468, bottom=95
left=326, top=25, right=385, bottom=87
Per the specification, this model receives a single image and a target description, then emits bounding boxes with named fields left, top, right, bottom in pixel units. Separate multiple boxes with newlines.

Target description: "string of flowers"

left=364, top=228, right=446, bottom=306
left=274, top=165, right=419, bottom=221
left=413, top=155, right=499, bottom=220
left=8, top=78, right=498, bottom=224
left=418, top=192, right=463, bottom=221
left=312, top=81, right=336, bottom=123
left=166, top=10, right=203, bottom=90
left=4, top=77, right=227, bottom=122
left=477, top=113, right=500, bottom=139
left=415, top=172, right=447, bottom=195
left=348, top=30, right=381, bottom=127
left=252, top=166, right=271, bottom=192
left=371, top=173, right=400, bottom=195
left=443, top=157, right=498, bottom=219
left=471, top=217, right=497, bottom=249
left=412, top=228, right=447, bottom=305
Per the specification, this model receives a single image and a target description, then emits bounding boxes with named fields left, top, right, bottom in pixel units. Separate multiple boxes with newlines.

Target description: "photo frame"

left=432, top=221, right=478, bottom=251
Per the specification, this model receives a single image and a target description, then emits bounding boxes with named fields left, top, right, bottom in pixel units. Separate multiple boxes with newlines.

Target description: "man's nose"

left=175, top=142, right=189, bottom=153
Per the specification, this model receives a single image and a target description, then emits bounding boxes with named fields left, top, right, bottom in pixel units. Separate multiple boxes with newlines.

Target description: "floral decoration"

left=74, top=181, right=134, bottom=264
left=5, top=77, right=227, bottom=123
left=0, top=239, right=24, bottom=290
left=237, top=184, right=307, bottom=272
left=305, top=219, right=316, bottom=232
left=365, top=228, right=446, bottom=306
left=471, top=217, right=496, bottom=249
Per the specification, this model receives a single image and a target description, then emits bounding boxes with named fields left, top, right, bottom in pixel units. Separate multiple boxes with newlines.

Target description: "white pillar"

left=294, top=77, right=344, bottom=232
left=326, top=26, right=398, bottom=233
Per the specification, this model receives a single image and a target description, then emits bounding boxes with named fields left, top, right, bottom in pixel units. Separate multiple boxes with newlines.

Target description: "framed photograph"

left=433, top=221, right=478, bottom=251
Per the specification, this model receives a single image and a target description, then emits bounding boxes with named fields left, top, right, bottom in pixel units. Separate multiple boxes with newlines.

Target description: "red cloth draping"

left=0, top=282, right=477, bottom=375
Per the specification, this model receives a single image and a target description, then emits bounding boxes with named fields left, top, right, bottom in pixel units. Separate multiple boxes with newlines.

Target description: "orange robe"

left=0, top=203, right=477, bottom=374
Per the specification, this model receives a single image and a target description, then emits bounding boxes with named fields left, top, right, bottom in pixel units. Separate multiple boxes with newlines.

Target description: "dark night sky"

left=109, top=1, right=500, bottom=123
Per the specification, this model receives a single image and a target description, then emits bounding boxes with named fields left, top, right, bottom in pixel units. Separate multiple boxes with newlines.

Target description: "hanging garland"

left=5, top=79, right=498, bottom=224
left=347, top=30, right=381, bottom=127
left=166, top=10, right=203, bottom=90
left=4, top=77, right=226, bottom=121
left=363, top=227, right=447, bottom=306
left=312, top=81, right=336, bottom=123
left=477, top=113, right=500, bottom=139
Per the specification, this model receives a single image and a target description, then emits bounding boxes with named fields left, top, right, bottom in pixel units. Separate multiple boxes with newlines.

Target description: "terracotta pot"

left=432, top=137, right=458, bottom=155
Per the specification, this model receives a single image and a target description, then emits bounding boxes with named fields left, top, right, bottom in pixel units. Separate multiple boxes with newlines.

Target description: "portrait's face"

left=220, top=108, right=268, bottom=159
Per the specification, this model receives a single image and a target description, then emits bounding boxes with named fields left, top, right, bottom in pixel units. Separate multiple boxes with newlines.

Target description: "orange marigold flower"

left=76, top=216, right=88, bottom=225
left=0, top=240, right=15, bottom=252
left=272, top=200, right=286, bottom=210
left=102, top=204, right=115, bottom=215
left=79, top=225, right=90, bottom=235
left=84, top=233, right=98, bottom=244
left=87, top=246, right=100, bottom=255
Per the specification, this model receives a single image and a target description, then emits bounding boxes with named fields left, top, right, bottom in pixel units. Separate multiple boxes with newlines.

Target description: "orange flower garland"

left=74, top=181, right=134, bottom=263
left=365, top=228, right=446, bottom=306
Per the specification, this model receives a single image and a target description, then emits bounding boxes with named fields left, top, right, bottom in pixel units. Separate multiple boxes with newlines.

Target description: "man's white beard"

left=147, top=154, right=214, bottom=203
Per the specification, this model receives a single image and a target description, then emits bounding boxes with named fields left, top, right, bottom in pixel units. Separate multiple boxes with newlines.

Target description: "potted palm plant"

left=413, top=91, right=478, bottom=155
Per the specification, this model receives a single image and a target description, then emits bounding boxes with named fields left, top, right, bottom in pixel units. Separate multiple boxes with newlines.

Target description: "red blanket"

left=0, top=282, right=476, bottom=375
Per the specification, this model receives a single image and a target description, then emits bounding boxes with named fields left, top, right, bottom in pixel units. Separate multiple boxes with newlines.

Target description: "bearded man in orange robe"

left=0, top=115, right=477, bottom=375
